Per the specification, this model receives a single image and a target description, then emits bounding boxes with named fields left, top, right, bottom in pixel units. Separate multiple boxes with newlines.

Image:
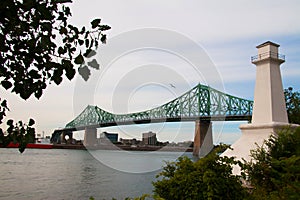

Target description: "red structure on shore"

left=5, top=142, right=53, bottom=149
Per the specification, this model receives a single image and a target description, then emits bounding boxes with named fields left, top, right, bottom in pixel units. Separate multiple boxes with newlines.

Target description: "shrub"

left=242, top=127, right=300, bottom=200
left=153, top=146, right=247, bottom=200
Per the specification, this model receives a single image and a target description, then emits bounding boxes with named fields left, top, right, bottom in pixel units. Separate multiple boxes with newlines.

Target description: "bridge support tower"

left=193, top=120, right=213, bottom=157
left=222, top=41, right=298, bottom=174
left=84, top=127, right=97, bottom=147
left=60, top=130, right=73, bottom=144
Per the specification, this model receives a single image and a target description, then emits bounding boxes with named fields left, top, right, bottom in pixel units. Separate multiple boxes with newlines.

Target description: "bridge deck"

left=58, top=115, right=251, bottom=132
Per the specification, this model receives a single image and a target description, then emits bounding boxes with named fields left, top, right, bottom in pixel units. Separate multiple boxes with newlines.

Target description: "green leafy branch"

left=0, top=0, right=110, bottom=152
left=0, top=0, right=110, bottom=100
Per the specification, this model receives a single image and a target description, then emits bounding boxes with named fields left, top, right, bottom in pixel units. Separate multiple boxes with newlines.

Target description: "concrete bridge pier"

left=83, top=127, right=97, bottom=147
left=60, top=131, right=73, bottom=144
left=193, top=120, right=213, bottom=157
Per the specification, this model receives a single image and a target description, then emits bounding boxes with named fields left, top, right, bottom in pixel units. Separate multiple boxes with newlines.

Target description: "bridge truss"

left=64, top=83, right=253, bottom=131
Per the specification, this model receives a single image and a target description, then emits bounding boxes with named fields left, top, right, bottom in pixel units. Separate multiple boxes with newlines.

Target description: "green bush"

left=153, top=146, right=247, bottom=200
left=242, top=127, right=300, bottom=200
left=152, top=127, right=300, bottom=200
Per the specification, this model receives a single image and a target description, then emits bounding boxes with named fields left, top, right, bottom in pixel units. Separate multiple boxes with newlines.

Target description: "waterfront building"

left=119, top=138, right=140, bottom=146
left=142, top=131, right=157, bottom=145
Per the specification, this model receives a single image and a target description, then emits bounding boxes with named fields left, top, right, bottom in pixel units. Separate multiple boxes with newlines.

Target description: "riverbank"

left=53, top=143, right=193, bottom=152
left=1, top=142, right=193, bottom=152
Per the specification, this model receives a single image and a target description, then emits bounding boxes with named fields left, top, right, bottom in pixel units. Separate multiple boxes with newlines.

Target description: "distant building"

left=120, top=138, right=140, bottom=146
left=100, top=132, right=118, bottom=143
left=177, top=141, right=193, bottom=147
left=142, top=131, right=157, bottom=145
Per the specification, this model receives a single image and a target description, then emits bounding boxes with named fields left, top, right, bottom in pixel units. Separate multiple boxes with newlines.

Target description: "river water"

left=0, top=148, right=193, bottom=200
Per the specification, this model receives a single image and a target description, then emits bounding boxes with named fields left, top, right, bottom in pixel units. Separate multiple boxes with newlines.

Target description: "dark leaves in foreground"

left=0, top=0, right=110, bottom=100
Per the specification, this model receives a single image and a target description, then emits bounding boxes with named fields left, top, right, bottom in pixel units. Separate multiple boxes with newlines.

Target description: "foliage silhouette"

left=0, top=0, right=110, bottom=152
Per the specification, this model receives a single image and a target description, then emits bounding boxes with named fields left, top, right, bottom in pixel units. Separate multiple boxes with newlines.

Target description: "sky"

left=1, top=0, right=300, bottom=144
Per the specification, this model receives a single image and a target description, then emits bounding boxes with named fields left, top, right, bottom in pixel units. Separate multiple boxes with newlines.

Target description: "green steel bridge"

left=63, top=83, right=253, bottom=131
left=51, top=83, right=253, bottom=149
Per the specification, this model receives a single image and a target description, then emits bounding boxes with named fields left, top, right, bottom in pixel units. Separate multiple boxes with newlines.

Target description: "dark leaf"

left=89, top=39, right=94, bottom=49
left=83, top=49, right=96, bottom=58
left=99, top=25, right=111, bottom=31
left=62, top=60, right=75, bottom=80
left=19, top=143, right=26, bottom=153
left=52, top=68, right=63, bottom=85
left=100, top=34, right=107, bottom=44
left=7, top=119, right=13, bottom=126
left=58, top=46, right=65, bottom=55
left=54, top=0, right=73, bottom=4
left=28, top=119, right=35, bottom=126
left=91, top=18, right=101, bottom=29
left=87, top=59, right=100, bottom=70
left=7, top=126, right=13, bottom=134
left=18, top=87, right=31, bottom=100
left=35, top=89, right=43, bottom=99
left=64, top=6, right=71, bottom=16
left=1, top=100, right=8, bottom=109
left=74, top=54, right=84, bottom=64
left=85, top=39, right=89, bottom=48
left=80, top=26, right=86, bottom=34
left=78, top=39, right=84, bottom=46
left=53, top=76, right=62, bottom=85
left=65, top=67, right=76, bottom=80
left=18, top=121, right=25, bottom=126
left=59, top=26, right=68, bottom=35
left=84, top=31, right=90, bottom=39
left=29, top=70, right=41, bottom=79
left=70, top=47, right=76, bottom=53
left=1, top=80, right=12, bottom=90
left=78, top=65, right=90, bottom=81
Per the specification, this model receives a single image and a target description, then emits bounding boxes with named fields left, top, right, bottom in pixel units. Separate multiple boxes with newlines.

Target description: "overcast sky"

left=1, top=0, right=300, bottom=143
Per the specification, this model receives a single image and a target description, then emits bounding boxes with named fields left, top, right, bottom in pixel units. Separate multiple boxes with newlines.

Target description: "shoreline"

left=1, top=142, right=193, bottom=152
left=53, top=144, right=193, bottom=152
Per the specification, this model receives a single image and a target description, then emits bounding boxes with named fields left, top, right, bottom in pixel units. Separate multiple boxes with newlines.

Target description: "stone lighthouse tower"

left=222, top=41, right=295, bottom=174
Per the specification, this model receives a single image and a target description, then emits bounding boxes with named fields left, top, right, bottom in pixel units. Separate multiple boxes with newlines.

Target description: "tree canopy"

left=284, top=87, right=300, bottom=124
left=0, top=0, right=110, bottom=100
left=0, top=0, right=110, bottom=152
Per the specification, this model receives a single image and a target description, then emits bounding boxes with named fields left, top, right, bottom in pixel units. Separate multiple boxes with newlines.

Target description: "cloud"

left=70, top=0, right=300, bottom=42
